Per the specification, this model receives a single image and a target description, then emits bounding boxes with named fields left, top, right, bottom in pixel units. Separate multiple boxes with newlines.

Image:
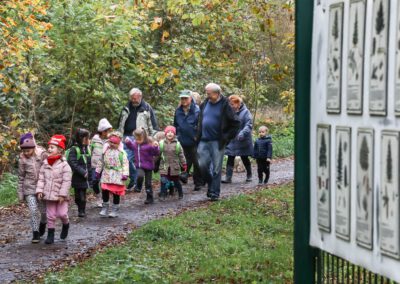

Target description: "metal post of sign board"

left=294, top=0, right=316, bottom=283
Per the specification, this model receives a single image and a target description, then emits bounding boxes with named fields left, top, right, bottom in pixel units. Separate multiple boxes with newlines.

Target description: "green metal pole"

left=294, top=0, right=317, bottom=283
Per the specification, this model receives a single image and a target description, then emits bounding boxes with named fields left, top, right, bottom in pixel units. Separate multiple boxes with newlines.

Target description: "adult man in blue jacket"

left=197, top=83, right=240, bottom=201
left=174, top=90, right=203, bottom=191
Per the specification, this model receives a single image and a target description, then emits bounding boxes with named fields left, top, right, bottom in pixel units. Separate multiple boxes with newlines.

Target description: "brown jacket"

left=17, top=147, right=48, bottom=200
left=159, top=139, right=186, bottom=176
left=36, top=157, right=72, bottom=201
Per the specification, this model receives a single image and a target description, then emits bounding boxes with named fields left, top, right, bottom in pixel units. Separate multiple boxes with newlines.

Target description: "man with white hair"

left=196, top=83, right=240, bottom=201
left=118, top=88, right=159, bottom=191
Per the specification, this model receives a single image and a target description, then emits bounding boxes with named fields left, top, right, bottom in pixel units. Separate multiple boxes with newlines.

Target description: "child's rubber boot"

left=144, top=192, right=154, bottom=204
left=60, top=223, right=69, bottom=240
left=100, top=202, right=109, bottom=217
left=109, top=204, right=119, bottom=218
left=32, top=231, right=40, bottom=243
left=39, top=222, right=47, bottom=237
left=45, top=228, right=55, bottom=244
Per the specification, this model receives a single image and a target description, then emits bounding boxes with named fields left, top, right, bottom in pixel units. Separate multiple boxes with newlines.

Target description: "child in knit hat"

left=17, top=132, right=48, bottom=243
left=36, top=135, right=72, bottom=244
left=96, top=131, right=129, bottom=217
left=125, top=128, right=160, bottom=204
left=90, top=118, right=113, bottom=207
left=157, top=126, right=187, bottom=201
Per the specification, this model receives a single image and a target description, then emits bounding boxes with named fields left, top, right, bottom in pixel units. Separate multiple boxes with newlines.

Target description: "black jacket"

left=253, top=136, right=273, bottom=159
left=197, top=95, right=240, bottom=150
left=68, top=145, right=92, bottom=189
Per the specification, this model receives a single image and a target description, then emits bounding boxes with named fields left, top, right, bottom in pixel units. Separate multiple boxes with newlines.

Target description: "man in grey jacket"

left=117, top=88, right=159, bottom=191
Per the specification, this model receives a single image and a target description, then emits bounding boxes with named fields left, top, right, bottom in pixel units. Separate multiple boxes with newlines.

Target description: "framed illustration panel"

left=356, top=128, right=374, bottom=249
left=335, top=127, right=351, bottom=241
left=369, top=0, right=389, bottom=116
left=395, top=1, right=400, bottom=115
left=347, top=0, right=366, bottom=114
left=317, top=124, right=331, bottom=232
left=379, top=131, right=400, bottom=259
left=326, top=3, right=344, bottom=114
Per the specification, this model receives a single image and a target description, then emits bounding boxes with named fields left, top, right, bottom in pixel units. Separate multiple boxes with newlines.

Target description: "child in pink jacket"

left=36, top=135, right=72, bottom=244
left=18, top=132, right=48, bottom=243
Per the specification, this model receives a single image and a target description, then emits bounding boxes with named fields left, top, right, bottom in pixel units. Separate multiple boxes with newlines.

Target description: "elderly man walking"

left=197, top=83, right=240, bottom=201
left=174, top=90, right=203, bottom=191
left=118, top=88, right=159, bottom=191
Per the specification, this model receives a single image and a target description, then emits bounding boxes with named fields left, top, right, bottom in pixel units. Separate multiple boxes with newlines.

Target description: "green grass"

left=273, top=134, right=294, bottom=158
left=0, top=173, right=18, bottom=207
left=45, top=184, right=294, bottom=283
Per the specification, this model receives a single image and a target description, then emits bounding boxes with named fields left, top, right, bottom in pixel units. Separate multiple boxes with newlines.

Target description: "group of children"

left=17, top=114, right=272, bottom=245
left=17, top=118, right=188, bottom=244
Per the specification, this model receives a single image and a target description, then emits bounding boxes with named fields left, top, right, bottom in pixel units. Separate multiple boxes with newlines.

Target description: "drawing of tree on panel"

left=353, top=11, right=359, bottom=46
left=337, top=138, right=343, bottom=187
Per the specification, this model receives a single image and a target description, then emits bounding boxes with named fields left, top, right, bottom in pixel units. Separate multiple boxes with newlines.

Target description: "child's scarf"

left=47, top=155, right=62, bottom=166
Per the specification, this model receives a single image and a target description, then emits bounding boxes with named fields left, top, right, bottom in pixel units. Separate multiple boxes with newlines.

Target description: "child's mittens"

left=121, top=175, right=128, bottom=181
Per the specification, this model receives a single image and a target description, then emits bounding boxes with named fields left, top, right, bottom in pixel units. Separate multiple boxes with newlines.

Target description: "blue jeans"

left=123, top=135, right=137, bottom=187
left=197, top=141, right=225, bottom=198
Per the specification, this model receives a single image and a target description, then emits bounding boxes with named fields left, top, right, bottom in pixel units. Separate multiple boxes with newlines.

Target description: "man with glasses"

left=196, top=83, right=240, bottom=201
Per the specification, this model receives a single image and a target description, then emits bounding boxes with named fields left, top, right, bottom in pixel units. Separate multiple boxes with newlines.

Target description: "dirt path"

left=0, top=158, right=293, bottom=283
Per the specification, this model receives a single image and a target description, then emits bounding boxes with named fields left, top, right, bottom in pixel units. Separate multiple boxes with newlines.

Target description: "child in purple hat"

left=17, top=132, right=48, bottom=243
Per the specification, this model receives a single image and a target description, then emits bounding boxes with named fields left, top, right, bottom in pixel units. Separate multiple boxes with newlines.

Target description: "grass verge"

left=45, top=184, right=294, bottom=283
left=0, top=173, right=18, bottom=207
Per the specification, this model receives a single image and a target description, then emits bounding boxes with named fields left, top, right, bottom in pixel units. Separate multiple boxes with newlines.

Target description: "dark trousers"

left=136, top=168, right=153, bottom=194
left=74, top=188, right=87, bottom=205
left=226, top=155, right=252, bottom=175
left=91, top=169, right=100, bottom=194
left=256, top=159, right=270, bottom=183
left=182, top=145, right=203, bottom=186
left=102, top=190, right=120, bottom=204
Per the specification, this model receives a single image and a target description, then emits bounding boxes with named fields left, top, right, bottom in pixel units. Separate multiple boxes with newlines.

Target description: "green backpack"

left=159, top=140, right=182, bottom=156
left=65, top=146, right=92, bottom=164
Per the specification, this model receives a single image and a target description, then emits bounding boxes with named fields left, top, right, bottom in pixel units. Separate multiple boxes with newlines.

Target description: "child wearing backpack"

left=36, top=135, right=72, bottom=244
left=96, top=131, right=129, bottom=217
left=90, top=118, right=113, bottom=207
left=67, top=128, right=92, bottom=217
left=17, top=132, right=48, bottom=243
left=158, top=126, right=187, bottom=201
left=125, top=128, right=160, bottom=204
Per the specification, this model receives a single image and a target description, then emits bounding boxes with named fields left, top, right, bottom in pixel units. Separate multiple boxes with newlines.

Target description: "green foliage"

left=271, top=119, right=294, bottom=158
left=46, top=184, right=294, bottom=283
left=0, top=173, right=18, bottom=207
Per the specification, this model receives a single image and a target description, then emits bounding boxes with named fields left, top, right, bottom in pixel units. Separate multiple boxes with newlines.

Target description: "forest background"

left=0, top=0, right=294, bottom=178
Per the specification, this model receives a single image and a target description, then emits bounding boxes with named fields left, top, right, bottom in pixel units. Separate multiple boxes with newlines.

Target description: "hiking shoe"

left=210, top=196, right=219, bottom=202
left=133, top=186, right=141, bottom=193
left=258, top=179, right=263, bottom=185
left=193, top=186, right=202, bottom=191
left=144, top=193, right=154, bottom=204
left=32, top=231, right=40, bottom=243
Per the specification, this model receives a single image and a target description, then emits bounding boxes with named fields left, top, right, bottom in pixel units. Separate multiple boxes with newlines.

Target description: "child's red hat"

left=48, top=135, right=67, bottom=150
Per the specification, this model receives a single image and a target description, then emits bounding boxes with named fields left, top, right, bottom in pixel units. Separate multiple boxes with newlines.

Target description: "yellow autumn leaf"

left=171, top=68, right=179, bottom=75
left=162, top=30, right=170, bottom=39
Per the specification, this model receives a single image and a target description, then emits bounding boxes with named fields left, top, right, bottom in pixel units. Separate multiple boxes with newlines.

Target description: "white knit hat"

left=98, top=118, right=113, bottom=132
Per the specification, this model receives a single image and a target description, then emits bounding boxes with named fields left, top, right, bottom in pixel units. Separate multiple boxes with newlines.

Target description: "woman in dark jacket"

left=67, top=128, right=92, bottom=217
left=222, top=95, right=254, bottom=183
